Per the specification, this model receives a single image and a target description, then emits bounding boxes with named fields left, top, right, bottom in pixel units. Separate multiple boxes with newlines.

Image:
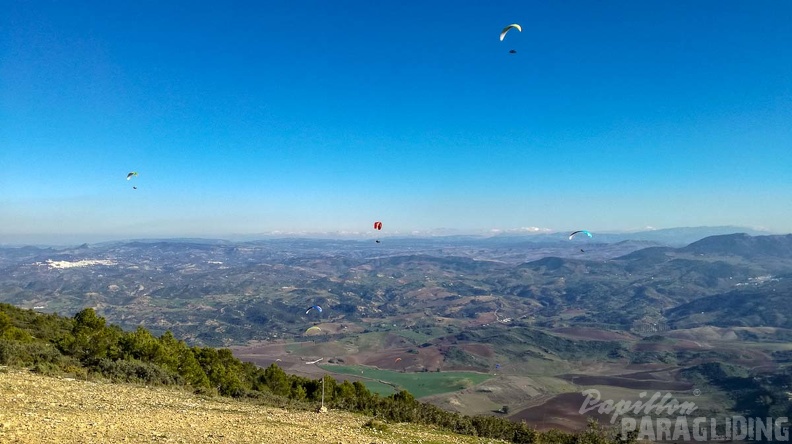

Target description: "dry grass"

left=0, top=368, right=506, bottom=444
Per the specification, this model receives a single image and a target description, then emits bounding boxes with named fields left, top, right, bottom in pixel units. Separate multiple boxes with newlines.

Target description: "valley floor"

left=0, top=368, right=505, bottom=444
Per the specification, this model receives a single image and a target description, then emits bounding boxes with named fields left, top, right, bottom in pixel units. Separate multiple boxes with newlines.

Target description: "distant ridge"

left=611, top=233, right=792, bottom=262
left=0, top=225, right=779, bottom=248
left=612, top=226, right=776, bottom=246
left=491, top=226, right=774, bottom=247
left=680, top=233, right=792, bottom=258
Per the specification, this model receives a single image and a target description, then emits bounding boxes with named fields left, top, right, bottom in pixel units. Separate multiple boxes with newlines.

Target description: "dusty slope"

left=0, top=368, right=505, bottom=444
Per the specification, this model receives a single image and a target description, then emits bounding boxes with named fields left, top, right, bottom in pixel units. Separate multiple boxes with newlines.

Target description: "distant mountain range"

left=1, top=231, right=790, bottom=345
left=4, top=231, right=792, bottom=429
left=0, top=225, right=777, bottom=248
left=488, top=226, right=776, bottom=246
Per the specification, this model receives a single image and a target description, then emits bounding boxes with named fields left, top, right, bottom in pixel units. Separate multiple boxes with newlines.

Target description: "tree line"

left=0, top=303, right=636, bottom=443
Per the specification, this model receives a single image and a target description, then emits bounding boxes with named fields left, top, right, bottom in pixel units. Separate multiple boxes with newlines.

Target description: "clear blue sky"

left=2, top=1, right=791, bottom=242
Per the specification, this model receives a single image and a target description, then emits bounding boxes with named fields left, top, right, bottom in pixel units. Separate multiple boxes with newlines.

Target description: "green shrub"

left=0, top=339, right=62, bottom=367
left=92, top=358, right=184, bottom=385
left=193, top=385, right=218, bottom=397
left=31, top=361, right=61, bottom=376
left=363, top=419, right=389, bottom=432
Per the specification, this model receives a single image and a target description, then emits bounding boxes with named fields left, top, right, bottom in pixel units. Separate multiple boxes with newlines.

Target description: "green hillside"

left=0, top=303, right=637, bottom=444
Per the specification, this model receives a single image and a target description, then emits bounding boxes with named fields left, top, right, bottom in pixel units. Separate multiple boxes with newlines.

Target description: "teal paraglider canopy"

left=568, top=230, right=593, bottom=240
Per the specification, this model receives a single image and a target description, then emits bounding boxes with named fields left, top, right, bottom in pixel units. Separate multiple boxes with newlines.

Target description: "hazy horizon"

left=2, top=1, right=790, bottom=240
left=0, top=224, right=782, bottom=247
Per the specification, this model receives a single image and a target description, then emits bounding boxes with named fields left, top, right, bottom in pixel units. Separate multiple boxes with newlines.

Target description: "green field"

left=352, top=332, right=388, bottom=352
left=361, top=380, right=398, bottom=396
left=393, top=329, right=434, bottom=344
left=319, top=365, right=493, bottom=398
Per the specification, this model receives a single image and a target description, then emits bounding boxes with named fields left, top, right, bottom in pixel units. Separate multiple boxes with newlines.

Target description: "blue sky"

left=2, top=0, right=791, bottom=242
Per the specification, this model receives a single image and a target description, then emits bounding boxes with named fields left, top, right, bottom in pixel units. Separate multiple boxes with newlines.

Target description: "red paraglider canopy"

left=374, top=221, right=383, bottom=230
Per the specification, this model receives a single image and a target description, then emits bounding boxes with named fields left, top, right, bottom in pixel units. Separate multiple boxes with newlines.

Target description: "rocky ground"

left=0, top=367, right=507, bottom=443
